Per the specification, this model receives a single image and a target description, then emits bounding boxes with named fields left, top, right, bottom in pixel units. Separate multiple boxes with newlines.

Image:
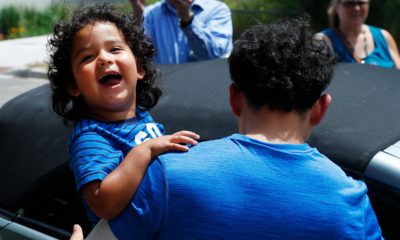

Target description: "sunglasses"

left=341, top=1, right=369, bottom=8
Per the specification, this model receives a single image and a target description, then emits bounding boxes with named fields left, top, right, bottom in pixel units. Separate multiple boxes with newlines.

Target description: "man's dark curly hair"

left=47, top=3, right=161, bottom=124
left=228, top=15, right=337, bottom=113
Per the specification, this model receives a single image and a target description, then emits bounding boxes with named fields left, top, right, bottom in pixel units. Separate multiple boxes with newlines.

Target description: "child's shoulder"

left=72, top=118, right=102, bottom=134
left=69, top=118, right=117, bottom=142
left=72, top=110, right=148, bottom=135
left=69, top=114, right=164, bottom=145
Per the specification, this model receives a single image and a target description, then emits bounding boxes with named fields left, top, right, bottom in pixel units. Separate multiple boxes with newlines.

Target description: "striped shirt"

left=68, top=108, right=164, bottom=224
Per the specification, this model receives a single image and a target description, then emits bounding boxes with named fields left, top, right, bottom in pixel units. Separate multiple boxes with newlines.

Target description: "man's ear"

left=310, top=94, right=331, bottom=126
left=229, top=84, right=243, bottom=117
left=67, top=83, right=81, bottom=97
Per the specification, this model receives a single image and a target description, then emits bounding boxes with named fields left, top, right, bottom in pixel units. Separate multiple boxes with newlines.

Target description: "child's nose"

left=98, top=59, right=112, bottom=66
left=98, top=51, right=113, bottom=66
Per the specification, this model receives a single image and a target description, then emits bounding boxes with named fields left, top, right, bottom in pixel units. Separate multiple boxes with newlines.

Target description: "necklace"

left=359, top=29, right=368, bottom=63
left=336, top=27, right=369, bottom=64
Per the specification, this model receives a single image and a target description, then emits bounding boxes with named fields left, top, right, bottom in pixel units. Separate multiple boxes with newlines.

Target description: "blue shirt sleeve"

left=183, top=1, right=233, bottom=60
left=69, top=132, right=123, bottom=191
left=142, top=0, right=233, bottom=64
left=109, top=159, right=166, bottom=239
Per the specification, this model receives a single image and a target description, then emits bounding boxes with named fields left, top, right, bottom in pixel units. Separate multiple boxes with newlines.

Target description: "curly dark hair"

left=228, top=15, right=337, bottom=113
left=47, top=3, right=161, bottom=124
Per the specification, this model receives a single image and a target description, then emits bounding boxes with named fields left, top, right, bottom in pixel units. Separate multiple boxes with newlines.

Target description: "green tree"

left=0, top=6, right=21, bottom=37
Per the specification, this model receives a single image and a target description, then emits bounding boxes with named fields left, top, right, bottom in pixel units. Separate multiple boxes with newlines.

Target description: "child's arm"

left=81, top=130, right=199, bottom=220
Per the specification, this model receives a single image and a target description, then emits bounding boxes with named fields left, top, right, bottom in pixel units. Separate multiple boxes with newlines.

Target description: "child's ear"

left=67, top=83, right=81, bottom=97
left=136, top=64, right=146, bottom=80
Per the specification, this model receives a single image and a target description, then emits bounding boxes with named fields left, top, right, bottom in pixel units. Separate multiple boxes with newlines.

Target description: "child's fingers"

left=168, top=143, right=190, bottom=152
left=170, top=135, right=198, bottom=146
left=172, top=130, right=200, bottom=140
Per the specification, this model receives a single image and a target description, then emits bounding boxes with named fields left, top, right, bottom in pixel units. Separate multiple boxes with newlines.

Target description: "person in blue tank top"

left=47, top=4, right=199, bottom=228
left=316, top=0, right=400, bottom=69
left=74, top=15, right=382, bottom=240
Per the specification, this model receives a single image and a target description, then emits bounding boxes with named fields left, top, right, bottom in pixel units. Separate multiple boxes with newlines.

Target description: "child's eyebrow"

left=73, top=46, right=91, bottom=58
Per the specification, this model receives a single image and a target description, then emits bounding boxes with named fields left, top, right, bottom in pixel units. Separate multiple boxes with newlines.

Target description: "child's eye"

left=110, top=47, right=122, bottom=53
left=80, top=55, right=94, bottom=63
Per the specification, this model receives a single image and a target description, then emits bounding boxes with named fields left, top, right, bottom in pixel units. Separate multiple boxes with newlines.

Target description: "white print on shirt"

left=134, top=123, right=163, bottom=145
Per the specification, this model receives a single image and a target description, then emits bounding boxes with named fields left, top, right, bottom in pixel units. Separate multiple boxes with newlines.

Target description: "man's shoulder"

left=158, top=136, right=232, bottom=161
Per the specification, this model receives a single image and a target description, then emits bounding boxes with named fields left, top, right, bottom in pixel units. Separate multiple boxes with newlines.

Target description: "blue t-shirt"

left=143, top=0, right=233, bottom=64
left=68, top=109, right=164, bottom=225
left=109, top=134, right=382, bottom=239
left=322, top=25, right=394, bottom=68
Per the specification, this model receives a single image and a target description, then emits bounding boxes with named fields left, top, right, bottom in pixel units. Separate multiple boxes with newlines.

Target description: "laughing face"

left=69, top=21, right=145, bottom=121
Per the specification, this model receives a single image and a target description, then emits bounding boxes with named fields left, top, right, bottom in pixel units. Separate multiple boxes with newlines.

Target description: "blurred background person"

left=316, top=0, right=400, bottom=69
left=129, top=0, right=233, bottom=64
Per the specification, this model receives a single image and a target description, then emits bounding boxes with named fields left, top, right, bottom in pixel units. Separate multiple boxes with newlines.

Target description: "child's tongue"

left=102, top=78, right=121, bottom=86
left=100, top=74, right=122, bottom=86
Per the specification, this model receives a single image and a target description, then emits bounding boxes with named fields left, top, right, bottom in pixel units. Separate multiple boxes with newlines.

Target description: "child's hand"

left=146, top=130, right=200, bottom=158
left=81, top=131, right=199, bottom=219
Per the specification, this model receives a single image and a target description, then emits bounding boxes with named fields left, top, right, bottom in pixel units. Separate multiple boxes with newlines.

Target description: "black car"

left=0, top=60, right=399, bottom=239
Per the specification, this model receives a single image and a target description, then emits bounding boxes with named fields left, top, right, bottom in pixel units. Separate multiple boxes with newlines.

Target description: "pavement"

left=0, top=35, right=49, bottom=107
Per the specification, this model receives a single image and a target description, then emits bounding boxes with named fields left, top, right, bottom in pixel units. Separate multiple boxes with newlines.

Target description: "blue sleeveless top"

left=322, top=25, right=394, bottom=68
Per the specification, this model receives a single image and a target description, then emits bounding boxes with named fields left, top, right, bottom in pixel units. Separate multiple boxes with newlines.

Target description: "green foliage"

left=1, top=0, right=400, bottom=45
left=0, top=6, right=21, bottom=37
left=368, top=0, right=400, bottom=44
left=297, top=0, right=400, bottom=45
left=224, top=0, right=300, bottom=39
left=295, top=0, right=330, bottom=30
left=0, top=4, right=71, bottom=39
left=225, top=0, right=400, bottom=45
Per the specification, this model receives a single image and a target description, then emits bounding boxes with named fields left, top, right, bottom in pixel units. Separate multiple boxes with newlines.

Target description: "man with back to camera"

left=72, top=16, right=382, bottom=240
left=128, top=0, right=233, bottom=64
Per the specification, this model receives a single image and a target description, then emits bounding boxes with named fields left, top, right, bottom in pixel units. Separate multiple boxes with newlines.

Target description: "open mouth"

left=99, top=73, right=122, bottom=87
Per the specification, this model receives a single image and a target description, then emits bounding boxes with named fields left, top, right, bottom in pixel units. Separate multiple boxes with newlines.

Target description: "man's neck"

left=238, top=106, right=311, bottom=144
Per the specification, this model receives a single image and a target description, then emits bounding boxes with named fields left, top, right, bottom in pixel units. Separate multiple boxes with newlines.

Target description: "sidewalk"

left=0, top=35, right=49, bottom=107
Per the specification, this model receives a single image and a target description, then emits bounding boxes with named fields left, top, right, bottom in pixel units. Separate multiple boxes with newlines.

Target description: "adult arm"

left=81, top=131, right=199, bottom=220
left=182, top=2, right=233, bottom=60
left=381, top=29, right=400, bottom=69
left=170, top=0, right=193, bottom=24
left=129, top=0, right=146, bottom=20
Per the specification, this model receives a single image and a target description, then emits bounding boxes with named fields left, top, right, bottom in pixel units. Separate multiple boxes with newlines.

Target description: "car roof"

left=308, top=62, right=400, bottom=176
left=151, top=59, right=236, bottom=139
